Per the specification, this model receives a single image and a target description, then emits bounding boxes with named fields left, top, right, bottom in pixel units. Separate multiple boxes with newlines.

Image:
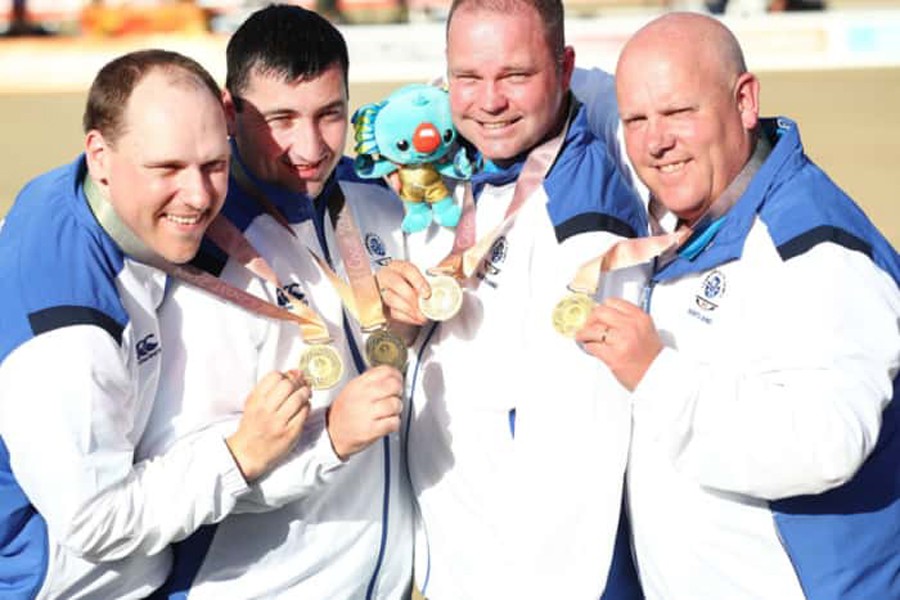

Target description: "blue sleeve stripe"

left=146, top=524, right=218, bottom=599
left=554, top=213, right=638, bottom=244
left=777, top=225, right=872, bottom=262
left=27, top=306, right=123, bottom=345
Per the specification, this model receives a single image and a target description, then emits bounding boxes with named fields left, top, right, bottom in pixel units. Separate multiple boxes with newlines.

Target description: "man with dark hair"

left=376, top=0, right=647, bottom=596
left=581, top=12, right=900, bottom=599
left=139, top=5, right=413, bottom=598
left=0, top=49, right=312, bottom=599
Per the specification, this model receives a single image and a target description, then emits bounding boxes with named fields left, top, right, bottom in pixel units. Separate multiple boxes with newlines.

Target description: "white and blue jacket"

left=629, top=118, right=900, bottom=600
left=139, top=152, right=414, bottom=599
left=0, top=158, right=248, bottom=599
left=404, top=101, right=648, bottom=599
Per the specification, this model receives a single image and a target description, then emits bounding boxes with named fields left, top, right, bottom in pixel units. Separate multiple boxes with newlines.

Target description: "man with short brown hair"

left=377, top=0, right=647, bottom=596
left=0, top=49, right=311, bottom=599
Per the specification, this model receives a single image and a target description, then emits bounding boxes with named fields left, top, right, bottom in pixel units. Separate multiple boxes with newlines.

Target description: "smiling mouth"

left=165, top=213, right=203, bottom=226
left=476, top=117, right=519, bottom=130
left=285, top=156, right=327, bottom=172
left=658, top=160, right=688, bottom=174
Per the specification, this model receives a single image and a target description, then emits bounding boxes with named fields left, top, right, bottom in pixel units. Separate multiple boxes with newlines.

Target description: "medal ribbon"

left=83, top=176, right=318, bottom=338
left=204, top=215, right=332, bottom=343
left=307, top=186, right=389, bottom=332
left=565, top=134, right=772, bottom=294
left=429, top=98, right=576, bottom=282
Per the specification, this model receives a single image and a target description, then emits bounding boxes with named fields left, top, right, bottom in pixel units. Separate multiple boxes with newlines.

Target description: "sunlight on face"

left=101, top=71, right=230, bottom=264
left=229, top=63, right=348, bottom=198
left=447, top=4, right=572, bottom=165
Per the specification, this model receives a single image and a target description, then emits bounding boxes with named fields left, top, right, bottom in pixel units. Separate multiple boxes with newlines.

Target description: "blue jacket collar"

left=230, top=139, right=340, bottom=224
left=655, top=117, right=798, bottom=281
left=468, top=97, right=585, bottom=199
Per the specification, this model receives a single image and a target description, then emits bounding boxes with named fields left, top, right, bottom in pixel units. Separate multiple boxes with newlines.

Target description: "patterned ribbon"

left=565, top=133, right=772, bottom=295
left=307, top=186, right=390, bottom=332
left=83, top=175, right=319, bottom=338
left=429, top=99, right=577, bottom=284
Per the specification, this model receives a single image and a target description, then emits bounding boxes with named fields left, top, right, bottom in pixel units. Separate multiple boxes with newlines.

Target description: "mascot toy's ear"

left=351, top=100, right=396, bottom=178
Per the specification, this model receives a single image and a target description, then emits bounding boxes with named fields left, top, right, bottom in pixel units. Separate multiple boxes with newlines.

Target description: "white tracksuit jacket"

left=404, top=100, right=648, bottom=600
left=138, top=154, right=414, bottom=599
left=628, top=118, right=900, bottom=600
left=0, top=158, right=250, bottom=600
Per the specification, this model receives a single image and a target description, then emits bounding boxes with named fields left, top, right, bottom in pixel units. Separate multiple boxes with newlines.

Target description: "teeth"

left=481, top=121, right=512, bottom=130
left=166, top=214, right=201, bottom=226
left=660, top=161, right=686, bottom=174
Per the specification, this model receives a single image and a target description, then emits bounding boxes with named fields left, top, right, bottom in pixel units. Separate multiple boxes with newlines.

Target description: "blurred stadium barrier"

left=1, top=5, right=899, bottom=93
left=5, top=0, right=898, bottom=34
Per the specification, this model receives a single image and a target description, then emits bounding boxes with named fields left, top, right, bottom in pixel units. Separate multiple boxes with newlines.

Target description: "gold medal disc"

left=418, top=274, right=464, bottom=322
left=298, top=344, right=344, bottom=390
left=365, top=328, right=408, bottom=371
left=551, top=292, right=595, bottom=338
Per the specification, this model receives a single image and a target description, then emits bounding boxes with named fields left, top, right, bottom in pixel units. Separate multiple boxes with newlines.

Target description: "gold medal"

left=418, top=274, right=464, bottom=322
left=365, top=328, right=408, bottom=371
left=551, top=292, right=595, bottom=338
left=298, top=344, right=344, bottom=390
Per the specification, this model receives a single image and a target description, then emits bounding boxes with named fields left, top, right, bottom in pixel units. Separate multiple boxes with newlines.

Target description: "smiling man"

left=578, top=13, right=900, bottom=600
left=0, top=50, right=312, bottom=599
left=138, top=5, right=414, bottom=598
left=374, top=0, right=648, bottom=597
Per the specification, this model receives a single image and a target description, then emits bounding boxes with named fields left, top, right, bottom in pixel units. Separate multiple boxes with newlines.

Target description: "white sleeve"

left=634, top=245, right=900, bottom=499
left=0, top=326, right=249, bottom=563
left=232, top=407, right=345, bottom=513
left=147, top=274, right=345, bottom=515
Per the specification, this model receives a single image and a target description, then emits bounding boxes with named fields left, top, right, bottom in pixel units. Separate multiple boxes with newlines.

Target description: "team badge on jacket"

left=365, top=232, right=392, bottom=266
left=136, top=333, right=160, bottom=364
left=478, top=235, right=509, bottom=288
left=695, top=270, right=726, bottom=311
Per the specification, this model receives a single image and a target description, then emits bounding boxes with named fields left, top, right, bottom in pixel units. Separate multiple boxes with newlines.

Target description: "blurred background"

left=1, top=0, right=899, bottom=243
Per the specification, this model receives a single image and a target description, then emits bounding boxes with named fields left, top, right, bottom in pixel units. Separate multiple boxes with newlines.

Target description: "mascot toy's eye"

left=351, top=83, right=472, bottom=234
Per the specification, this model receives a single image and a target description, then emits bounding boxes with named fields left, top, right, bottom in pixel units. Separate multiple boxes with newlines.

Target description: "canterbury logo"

left=276, top=283, right=307, bottom=308
left=136, top=333, right=160, bottom=364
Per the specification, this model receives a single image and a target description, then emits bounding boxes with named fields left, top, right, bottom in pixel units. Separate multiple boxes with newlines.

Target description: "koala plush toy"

left=352, top=83, right=473, bottom=234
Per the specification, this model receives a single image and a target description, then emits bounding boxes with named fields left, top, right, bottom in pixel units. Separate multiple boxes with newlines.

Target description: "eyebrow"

left=258, top=99, right=347, bottom=119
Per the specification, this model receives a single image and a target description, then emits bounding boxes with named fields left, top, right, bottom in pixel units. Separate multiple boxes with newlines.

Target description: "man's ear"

left=223, top=88, right=238, bottom=137
left=735, top=72, right=760, bottom=131
left=84, top=129, right=111, bottom=186
left=560, top=45, right=576, bottom=91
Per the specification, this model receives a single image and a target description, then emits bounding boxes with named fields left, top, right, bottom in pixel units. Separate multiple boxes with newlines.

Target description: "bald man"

left=577, top=12, right=900, bottom=600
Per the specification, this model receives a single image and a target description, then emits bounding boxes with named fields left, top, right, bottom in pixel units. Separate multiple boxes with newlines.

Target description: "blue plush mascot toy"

left=352, top=83, right=473, bottom=233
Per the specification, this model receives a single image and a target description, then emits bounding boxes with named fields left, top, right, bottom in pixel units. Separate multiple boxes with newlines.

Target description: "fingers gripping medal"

left=552, top=208, right=696, bottom=338
left=198, top=207, right=345, bottom=389
left=418, top=273, right=464, bottom=322
left=552, top=292, right=596, bottom=338
left=298, top=344, right=344, bottom=390
left=365, top=328, right=409, bottom=370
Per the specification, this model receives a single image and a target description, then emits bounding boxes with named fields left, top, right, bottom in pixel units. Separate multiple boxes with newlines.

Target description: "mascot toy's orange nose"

left=413, top=122, right=441, bottom=153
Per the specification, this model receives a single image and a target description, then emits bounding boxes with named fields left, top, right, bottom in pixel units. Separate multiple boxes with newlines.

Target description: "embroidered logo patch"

left=695, top=270, right=726, bottom=311
left=136, top=333, right=160, bottom=364
left=365, top=233, right=392, bottom=266
left=477, top=235, right=508, bottom=287
left=277, top=282, right=308, bottom=308
left=489, top=236, right=508, bottom=266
